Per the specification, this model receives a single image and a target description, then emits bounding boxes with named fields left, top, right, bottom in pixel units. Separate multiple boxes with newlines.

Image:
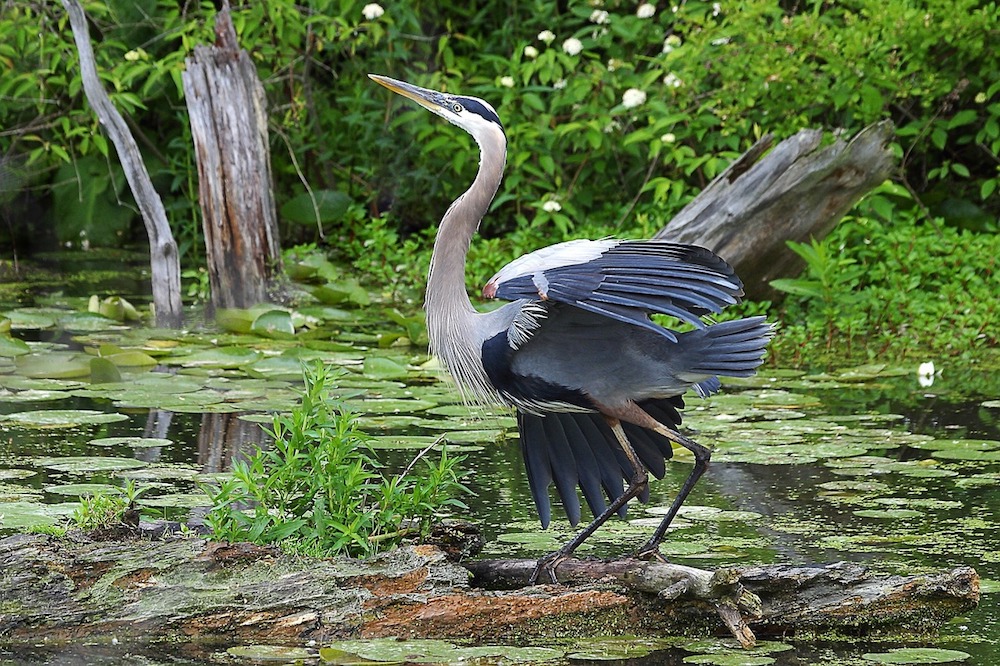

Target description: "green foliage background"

left=0, top=0, right=997, bottom=362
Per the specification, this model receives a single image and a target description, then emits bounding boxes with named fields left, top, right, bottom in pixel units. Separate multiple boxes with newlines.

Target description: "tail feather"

left=678, top=316, right=774, bottom=379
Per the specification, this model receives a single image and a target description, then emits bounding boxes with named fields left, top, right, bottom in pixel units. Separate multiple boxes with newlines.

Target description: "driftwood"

left=0, top=533, right=978, bottom=647
left=658, top=122, right=896, bottom=299
left=62, top=0, right=183, bottom=327
left=181, top=3, right=282, bottom=314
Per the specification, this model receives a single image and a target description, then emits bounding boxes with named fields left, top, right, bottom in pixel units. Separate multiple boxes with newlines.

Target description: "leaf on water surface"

left=57, top=312, right=125, bottom=332
left=90, top=356, right=122, bottom=383
left=683, top=655, right=775, bottom=665
left=1, top=309, right=58, bottom=330
left=0, top=501, right=77, bottom=528
left=43, top=482, right=121, bottom=496
left=853, top=508, right=923, bottom=519
left=250, top=309, right=297, bottom=339
left=89, top=437, right=173, bottom=448
left=0, top=468, right=36, bottom=480
left=34, top=456, right=147, bottom=473
left=349, top=398, right=438, bottom=414
left=0, top=335, right=30, bottom=357
left=15, top=352, right=92, bottom=379
left=141, top=492, right=213, bottom=508
left=2, top=409, right=129, bottom=428
left=861, top=647, right=971, bottom=664
left=0, top=389, right=70, bottom=403
left=363, top=356, right=411, bottom=379
left=167, top=346, right=262, bottom=368
left=227, top=645, right=314, bottom=661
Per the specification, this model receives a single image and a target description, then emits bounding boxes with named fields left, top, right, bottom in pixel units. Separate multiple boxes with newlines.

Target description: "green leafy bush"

left=771, top=184, right=1000, bottom=364
left=203, top=362, right=469, bottom=558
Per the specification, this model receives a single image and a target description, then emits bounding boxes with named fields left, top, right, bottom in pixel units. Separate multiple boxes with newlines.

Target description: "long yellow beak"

left=369, top=74, right=448, bottom=115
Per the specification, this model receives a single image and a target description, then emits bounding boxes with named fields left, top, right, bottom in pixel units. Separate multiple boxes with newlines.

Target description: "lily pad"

left=0, top=500, right=76, bottom=528
left=0, top=468, right=37, bottom=480
left=227, top=645, right=314, bottom=661
left=0, top=335, right=31, bottom=357
left=2, top=409, right=129, bottom=428
left=861, top=647, right=971, bottom=664
left=89, top=437, right=173, bottom=449
left=43, top=482, right=121, bottom=497
left=34, top=456, right=148, bottom=473
left=15, top=352, right=92, bottom=379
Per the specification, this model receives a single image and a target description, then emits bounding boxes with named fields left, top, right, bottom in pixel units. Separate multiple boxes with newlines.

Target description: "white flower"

left=712, top=2, right=722, bottom=16
left=589, top=9, right=609, bottom=24
left=606, top=58, right=620, bottom=72
left=538, top=30, right=556, bottom=44
left=553, top=79, right=567, bottom=90
left=661, top=132, right=676, bottom=143
left=711, top=36, right=731, bottom=46
left=637, top=3, right=656, bottom=18
left=621, top=88, right=647, bottom=108
left=524, top=45, right=539, bottom=59
left=603, top=120, right=621, bottom=133
left=663, top=72, right=683, bottom=88
left=542, top=200, right=562, bottom=213
left=362, top=3, right=384, bottom=20
left=662, top=34, right=682, bottom=53
left=562, top=37, right=583, bottom=56
left=918, top=361, right=936, bottom=387
left=500, top=76, right=515, bottom=88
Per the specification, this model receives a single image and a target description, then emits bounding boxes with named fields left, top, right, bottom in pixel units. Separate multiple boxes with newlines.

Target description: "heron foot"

left=529, top=551, right=570, bottom=584
left=633, top=541, right=668, bottom=562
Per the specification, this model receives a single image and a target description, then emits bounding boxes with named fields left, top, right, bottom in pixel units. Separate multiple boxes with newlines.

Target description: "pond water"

left=0, top=251, right=998, bottom=665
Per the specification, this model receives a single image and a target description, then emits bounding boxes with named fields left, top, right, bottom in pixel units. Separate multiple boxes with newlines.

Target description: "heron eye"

left=452, top=102, right=463, bottom=113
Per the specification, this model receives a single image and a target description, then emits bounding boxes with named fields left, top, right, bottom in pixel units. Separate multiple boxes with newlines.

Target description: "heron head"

left=369, top=74, right=504, bottom=140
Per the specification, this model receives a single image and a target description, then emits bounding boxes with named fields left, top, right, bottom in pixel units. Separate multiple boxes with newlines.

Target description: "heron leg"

left=530, top=417, right=648, bottom=584
left=633, top=425, right=711, bottom=560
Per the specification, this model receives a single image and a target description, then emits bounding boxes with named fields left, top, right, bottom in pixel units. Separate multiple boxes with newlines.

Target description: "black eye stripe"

left=456, top=97, right=503, bottom=129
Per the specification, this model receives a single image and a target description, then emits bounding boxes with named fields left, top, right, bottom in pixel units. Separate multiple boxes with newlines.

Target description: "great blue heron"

left=370, top=74, right=773, bottom=582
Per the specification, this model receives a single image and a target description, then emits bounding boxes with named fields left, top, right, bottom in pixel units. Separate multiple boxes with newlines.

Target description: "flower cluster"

left=361, top=3, right=384, bottom=20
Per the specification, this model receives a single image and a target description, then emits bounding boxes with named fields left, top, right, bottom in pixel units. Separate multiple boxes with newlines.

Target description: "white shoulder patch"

left=487, top=238, right=619, bottom=292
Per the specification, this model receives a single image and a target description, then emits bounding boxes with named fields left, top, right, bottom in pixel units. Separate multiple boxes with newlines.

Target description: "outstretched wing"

left=484, top=239, right=744, bottom=343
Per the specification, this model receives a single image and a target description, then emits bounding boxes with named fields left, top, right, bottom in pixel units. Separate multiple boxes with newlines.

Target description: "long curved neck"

left=425, top=128, right=506, bottom=323
left=424, top=127, right=506, bottom=402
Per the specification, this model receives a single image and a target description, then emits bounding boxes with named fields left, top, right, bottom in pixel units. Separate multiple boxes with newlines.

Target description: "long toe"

left=633, top=541, right=668, bottom=562
left=530, top=551, right=570, bottom=584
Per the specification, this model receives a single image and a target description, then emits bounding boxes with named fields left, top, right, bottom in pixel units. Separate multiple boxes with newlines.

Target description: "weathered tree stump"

left=181, top=3, right=282, bottom=314
left=62, top=0, right=183, bottom=327
left=657, top=122, right=896, bottom=299
left=0, top=534, right=978, bottom=647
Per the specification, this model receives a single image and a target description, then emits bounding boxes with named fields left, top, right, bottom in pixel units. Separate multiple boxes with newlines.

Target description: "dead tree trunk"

left=181, top=3, right=282, bottom=314
left=62, top=0, right=183, bottom=328
left=657, top=121, right=896, bottom=299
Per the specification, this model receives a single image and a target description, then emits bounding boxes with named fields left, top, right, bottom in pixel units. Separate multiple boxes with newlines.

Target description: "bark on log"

left=62, top=0, right=183, bottom=328
left=657, top=121, right=896, bottom=299
left=181, top=4, right=282, bottom=314
left=0, top=534, right=978, bottom=647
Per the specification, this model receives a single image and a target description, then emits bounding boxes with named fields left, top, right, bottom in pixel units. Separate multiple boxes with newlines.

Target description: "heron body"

left=370, top=74, right=773, bottom=579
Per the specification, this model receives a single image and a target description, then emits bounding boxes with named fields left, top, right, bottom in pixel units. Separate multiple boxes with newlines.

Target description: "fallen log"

left=0, top=533, right=978, bottom=647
